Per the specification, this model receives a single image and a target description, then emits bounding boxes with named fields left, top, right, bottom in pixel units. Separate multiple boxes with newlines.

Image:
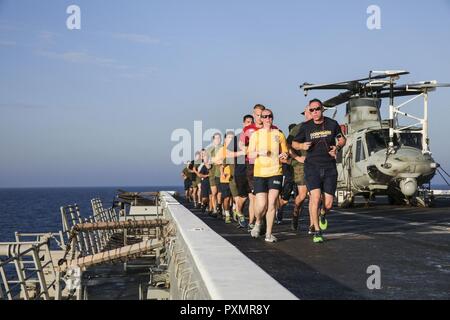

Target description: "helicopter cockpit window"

left=355, top=138, right=366, bottom=162
left=399, top=132, right=422, bottom=149
left=366, top=130, right=396, bottom=154
left=366, top=130, right=422, bottom=154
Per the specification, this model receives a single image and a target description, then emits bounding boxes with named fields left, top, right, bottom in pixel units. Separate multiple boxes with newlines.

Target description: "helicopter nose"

left=399, top=178, right=417, bottom=197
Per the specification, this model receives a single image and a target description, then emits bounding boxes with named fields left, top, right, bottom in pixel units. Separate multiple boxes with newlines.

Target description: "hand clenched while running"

left=279, top=152, right=288, bottom=160
left=328, top=146, right=337, bottom=159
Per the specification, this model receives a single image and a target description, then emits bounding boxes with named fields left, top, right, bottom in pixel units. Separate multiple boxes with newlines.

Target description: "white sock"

left=225, top=210, right=230, bottom=217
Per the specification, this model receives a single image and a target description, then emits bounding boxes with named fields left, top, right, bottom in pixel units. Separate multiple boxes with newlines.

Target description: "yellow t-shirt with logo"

left=248, top=128, right=288, bottom=177
left=220, top=165, right=231, bottom=183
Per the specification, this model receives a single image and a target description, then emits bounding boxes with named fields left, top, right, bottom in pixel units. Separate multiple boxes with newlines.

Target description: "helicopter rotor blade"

left=393, top=81, right=450, bottom=90
left=300, top=70, right=410, bottom=94
left=368, top=70, right=409, bottom=80
left=322, top=91, right=354, bottom=108
left=376, top=90, right=423, bottom=99
left=300, top=82, right=356, bottom=90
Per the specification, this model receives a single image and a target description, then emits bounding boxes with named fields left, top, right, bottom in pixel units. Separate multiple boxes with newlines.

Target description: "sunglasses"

left=309, top=107, right=322, bottom=113
left=261, top=114, right=273, bottom=119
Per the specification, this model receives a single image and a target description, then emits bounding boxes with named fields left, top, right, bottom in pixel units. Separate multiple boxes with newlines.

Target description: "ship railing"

left=0, top=237, right=62, bottom=300
left=91, top=198, right=118, bottom=246
left=14, top=231, right=66, bottom=251
left=60, top=204, right=105, bottom=256
left=60, top=199, right=124, bottom=258
left=91, top=198, right=119, bottom=223
left=60, top=204, right=92, bottom=256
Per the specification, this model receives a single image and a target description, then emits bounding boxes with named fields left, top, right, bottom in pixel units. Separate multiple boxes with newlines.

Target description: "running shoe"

left=238, top=217, right=248, bottom=228
left=225, top=215, right=231, bottom=224
left=319, top=213, right=328, bottom=231
left=308, top=225, right=315, bottom=235
left=313, top=231, right=324, bottom=243
left=232, top=210, right=237, bottom=222
left=251, top=223, right=261, bottom=238
left=265, top=234, right=278, bottom=243
left=247, top=223, right=255, bottom=232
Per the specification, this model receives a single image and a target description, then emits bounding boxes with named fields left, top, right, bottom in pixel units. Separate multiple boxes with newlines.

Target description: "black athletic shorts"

left=219, top=183, right=231, bottom=198
left=234, top=174, right=250, bottom=197
left=246, top=164, right=255, bottom=192
left=200, top=178, right=211, bottom=198
left=281, top=175, right=296, bottom=201
left=253, top=175, right=283, bottom=194
left=184, top=179, right=192, bottom=191
left=304, top=163, right=338, bottom=196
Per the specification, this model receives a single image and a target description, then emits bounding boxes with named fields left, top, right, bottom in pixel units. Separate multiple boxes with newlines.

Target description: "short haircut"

left=253, top=104, right=265, bottom=111
left=262, top=108, right=274, bottom=119
left=243, top=114, right=254, bottom=122
left=288, top=123, right=297, bottom=132
left=309, top=98, right=323, bottom=107
left=211, top=132, right=222, bottom=141
left=225, top=131, right=235, bottom=137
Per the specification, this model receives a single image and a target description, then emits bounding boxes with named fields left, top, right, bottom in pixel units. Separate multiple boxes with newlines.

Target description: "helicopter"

left=300, top=70, right=450, bottom=207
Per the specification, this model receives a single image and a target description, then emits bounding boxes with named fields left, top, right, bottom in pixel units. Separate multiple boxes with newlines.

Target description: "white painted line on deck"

left=332, top=209, right=444, bottom=228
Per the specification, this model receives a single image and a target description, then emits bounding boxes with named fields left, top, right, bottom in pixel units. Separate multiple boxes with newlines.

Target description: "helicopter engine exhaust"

left=399, top=178, right=417, bottom=197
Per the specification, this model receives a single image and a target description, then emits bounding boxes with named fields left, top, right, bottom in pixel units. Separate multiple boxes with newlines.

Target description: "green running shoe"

left=313, top=232, right=324, bottom=243
left=319, top=214, right=328, bottom=231
left=232, top=210, right=238, bottom=222
left=225, top=215, right=232, bottom=224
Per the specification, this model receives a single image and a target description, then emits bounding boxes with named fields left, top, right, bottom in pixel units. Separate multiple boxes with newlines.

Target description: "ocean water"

left=0, top=186, right=183, bottom=242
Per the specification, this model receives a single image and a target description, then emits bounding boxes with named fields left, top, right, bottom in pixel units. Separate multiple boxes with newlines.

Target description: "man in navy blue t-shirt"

left=293, top=99, right=346, bottom=243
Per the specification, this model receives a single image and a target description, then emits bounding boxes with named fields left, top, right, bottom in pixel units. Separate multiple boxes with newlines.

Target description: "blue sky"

left=1, top=0, right=450, bottom=187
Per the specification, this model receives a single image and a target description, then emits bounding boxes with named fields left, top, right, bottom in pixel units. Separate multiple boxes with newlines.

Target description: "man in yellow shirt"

left=248, top=109, right=288, bottom=243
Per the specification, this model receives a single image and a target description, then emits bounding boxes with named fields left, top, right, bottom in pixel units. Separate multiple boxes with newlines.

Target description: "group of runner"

left=181, top=99, right=346, bottom=243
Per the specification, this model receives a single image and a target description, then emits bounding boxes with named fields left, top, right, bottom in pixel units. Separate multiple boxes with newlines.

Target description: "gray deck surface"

left=183, top=197, right=450, bottom=300
left=82, top=197, right=450, bottom=300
